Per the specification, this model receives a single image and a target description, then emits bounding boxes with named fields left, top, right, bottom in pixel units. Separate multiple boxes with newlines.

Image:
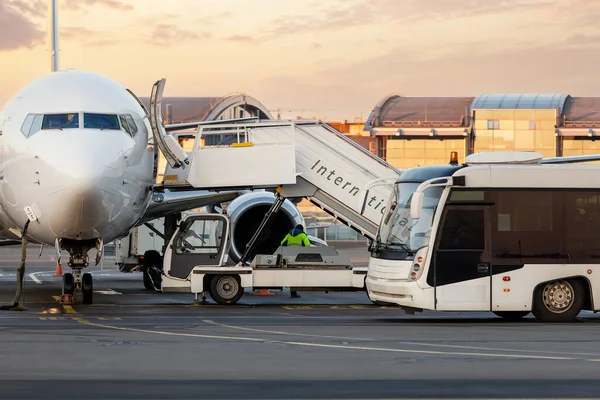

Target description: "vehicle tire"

left=143, top=250, right=162, bottom=268
left=532, top=279, right=584, bottom=322
left=147, top=266, right=162, bottom=291
left=492, top=311, right=529, bottom=320
left=143, top=269, right=155, bottom=290
left=209, top=275, right=243, bottom=305
left=81, top=272, right=93, bottom=305
left=142, top=250, right=162, bottom=291
left=63, top=273, right=75, bottom=295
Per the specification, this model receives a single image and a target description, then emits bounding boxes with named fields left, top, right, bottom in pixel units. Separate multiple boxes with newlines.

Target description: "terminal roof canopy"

left=365, top=95, right=474, bottom=129
left=138, top=94, right=272, bottom=124
left=470, top=93, right=568, bottom=113
left=562, top=97, right=600, bottom=127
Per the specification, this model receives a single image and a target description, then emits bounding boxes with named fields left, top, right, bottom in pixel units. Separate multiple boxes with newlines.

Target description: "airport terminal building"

left=363, top=93, right=600, bottom=168
left=148, top=92, right=600, bottom=241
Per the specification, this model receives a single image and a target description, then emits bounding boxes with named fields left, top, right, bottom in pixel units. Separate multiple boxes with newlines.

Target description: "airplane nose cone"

left=32, top=130, right=129, bottom=180
left=27, top=129, right=134, bottom=239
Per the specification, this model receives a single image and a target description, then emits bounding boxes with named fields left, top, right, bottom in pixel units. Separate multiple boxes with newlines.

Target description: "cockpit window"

left=119, top=115, right=131, bottom=135
left=125, top=115, right=138, bottom=136
left=83, top=113, right=120, bottom=130
left=41, top=113, right=79, bottom=130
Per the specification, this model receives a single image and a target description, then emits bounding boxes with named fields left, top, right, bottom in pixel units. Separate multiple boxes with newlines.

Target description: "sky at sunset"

left=0, top=0, right=599, bottom=120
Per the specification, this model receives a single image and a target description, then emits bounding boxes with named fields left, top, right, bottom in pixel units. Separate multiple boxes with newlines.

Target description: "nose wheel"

left=61, top=270, right=94, bottom=305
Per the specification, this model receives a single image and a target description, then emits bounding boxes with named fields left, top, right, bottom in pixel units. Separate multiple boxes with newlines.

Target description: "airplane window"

left=125, top=115, right=138, bottom=136
left=20, top=114, right=35, bottom=137
left=41, top=113, right=80, bottom=130
left=83, top=113, right=120, bottom=130
left=119, top=115, right=131, bottom=135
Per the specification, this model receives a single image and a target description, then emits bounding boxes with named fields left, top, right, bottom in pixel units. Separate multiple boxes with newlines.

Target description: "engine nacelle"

left=226, top=192, right=304, bottom=264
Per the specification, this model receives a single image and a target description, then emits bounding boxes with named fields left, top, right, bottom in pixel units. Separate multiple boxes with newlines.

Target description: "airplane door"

left=168, top=215, right=230, bottom=279
left=434, top=206, right=492, bottom=311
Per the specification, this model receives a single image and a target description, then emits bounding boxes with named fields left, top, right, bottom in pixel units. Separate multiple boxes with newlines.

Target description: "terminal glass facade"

left=383, top=138, right=466, bottom=169
left=472, top=109, right=556, bottom=158
left=562, top=138, right=600, bottom=165
left=473, top=109, right=556, bottom=157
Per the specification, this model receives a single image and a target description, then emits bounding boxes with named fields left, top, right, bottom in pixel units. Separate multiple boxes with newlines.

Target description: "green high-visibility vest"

left=281, top=232, right=310, bottom=247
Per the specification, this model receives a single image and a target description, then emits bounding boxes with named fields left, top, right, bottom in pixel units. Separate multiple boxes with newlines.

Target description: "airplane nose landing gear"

left=61, top=252, right=94, bottom=305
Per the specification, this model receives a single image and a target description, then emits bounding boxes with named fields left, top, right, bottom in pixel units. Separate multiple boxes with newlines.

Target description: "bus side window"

left=439, top=209, right=484, bottom=250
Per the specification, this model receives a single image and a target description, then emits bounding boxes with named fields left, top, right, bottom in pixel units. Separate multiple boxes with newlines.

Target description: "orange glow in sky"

left=0, top=0, right=599, bottom=119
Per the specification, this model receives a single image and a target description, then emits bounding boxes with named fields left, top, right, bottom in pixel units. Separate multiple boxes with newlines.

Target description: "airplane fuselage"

left=0, top=70, right=155, bottom=248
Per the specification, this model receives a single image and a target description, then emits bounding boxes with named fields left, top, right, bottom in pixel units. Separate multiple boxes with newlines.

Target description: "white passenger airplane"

left=0, top=69, right=279, bottom=307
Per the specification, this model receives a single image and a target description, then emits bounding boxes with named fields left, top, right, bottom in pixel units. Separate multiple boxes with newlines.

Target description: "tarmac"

left=0, top=242, right=600, bottom=399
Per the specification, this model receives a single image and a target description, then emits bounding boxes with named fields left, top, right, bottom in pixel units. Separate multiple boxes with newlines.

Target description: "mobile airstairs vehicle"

left=146, top=79, right=401, bottom=304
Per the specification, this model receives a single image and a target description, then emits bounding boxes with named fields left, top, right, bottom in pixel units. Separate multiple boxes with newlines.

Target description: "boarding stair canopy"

left=149, top=78, right=400, bottom=240
left=158, top=118, right=400, bottom=240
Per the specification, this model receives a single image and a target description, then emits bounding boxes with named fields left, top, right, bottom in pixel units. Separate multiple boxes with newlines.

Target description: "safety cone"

left=54, top=263, right=63, bottom=277
left=253, top=289, right=274, bottom=296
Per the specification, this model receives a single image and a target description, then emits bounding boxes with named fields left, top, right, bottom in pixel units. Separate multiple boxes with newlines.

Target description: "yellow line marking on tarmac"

left=52, top=296, right=77, bottom=314
left=203, top=319, right=374, bottom=341
left=73, top=318, right=594, bottom=362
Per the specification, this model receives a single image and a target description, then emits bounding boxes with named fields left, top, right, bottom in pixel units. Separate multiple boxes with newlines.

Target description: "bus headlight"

left=408, top=246, right=429, bottom=281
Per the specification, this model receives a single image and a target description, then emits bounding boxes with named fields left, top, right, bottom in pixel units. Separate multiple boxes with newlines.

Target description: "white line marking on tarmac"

left=203, top=319, right=373, bottom=341
left=29, top=272, right=43, bottom=284
left=75, top=319, right=591, bottom=361
left=390, top=340, right=600, bottom=358
left=94, top=289, right=121, bottom=295
left=204, top=320, right=600, bottom=358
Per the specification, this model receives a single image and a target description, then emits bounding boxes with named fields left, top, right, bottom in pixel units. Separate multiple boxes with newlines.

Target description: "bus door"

left=433, top=205, right=492, bottom=311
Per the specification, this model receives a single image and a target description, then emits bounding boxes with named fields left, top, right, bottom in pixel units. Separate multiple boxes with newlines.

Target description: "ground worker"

left=280, top=224, right=311, bottom=298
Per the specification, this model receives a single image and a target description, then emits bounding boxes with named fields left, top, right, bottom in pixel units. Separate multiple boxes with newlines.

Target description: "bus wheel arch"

left=531, top=277, right=586, bottom=322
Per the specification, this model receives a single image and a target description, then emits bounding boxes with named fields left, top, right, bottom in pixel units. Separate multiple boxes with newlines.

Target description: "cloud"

left=341, top=41, right=600, bottom=96
left=61, top=26, right=117, bottom=47
left=253, top=39, right=600, bottom=120
left=368, top=0, right=556, bottom=20
left=0, top=1, right=44, bottom=51
left=259, top=0, right=570, bottom=39
left=147, top=24, right=209, bottom=46
left=311, top=43, right=323, bottom=50
left=565, top=33, right=600, bottom=47
left=226, top=35, right=256, bottom=43
left=264, top=3, right=372, bottom=38
left=8, top=0, right=45, bottom=18
left=63, top=0, right=133, bottom=12
left=86, top=39, right=118, bottom=47
left=62, top=26, right=95, bottom=39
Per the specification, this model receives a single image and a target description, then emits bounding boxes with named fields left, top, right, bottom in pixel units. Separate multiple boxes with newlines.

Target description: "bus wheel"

left=532, top=279, right=584, bottom=322
left=209, top=275, right=243, bottom=305
left=492, top=311, right=529, bottom=320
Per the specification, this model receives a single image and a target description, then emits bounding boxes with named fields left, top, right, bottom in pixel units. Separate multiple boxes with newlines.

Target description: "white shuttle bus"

left=366, top=151, right=600, bottom=322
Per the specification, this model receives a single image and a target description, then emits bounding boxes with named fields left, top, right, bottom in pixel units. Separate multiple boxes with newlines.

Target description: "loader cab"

left=165, top=214, right=231, bottom=279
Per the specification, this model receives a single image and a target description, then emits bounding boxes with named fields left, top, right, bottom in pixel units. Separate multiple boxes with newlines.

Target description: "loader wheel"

left=142, top=250, right=162, bottom=291
left=209, top=275, right=243, bottom=305
left=143, top=269, right=154, bottom=290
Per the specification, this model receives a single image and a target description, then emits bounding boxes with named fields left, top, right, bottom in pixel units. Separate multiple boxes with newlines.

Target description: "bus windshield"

left=376, top=182, right=444, bottom=254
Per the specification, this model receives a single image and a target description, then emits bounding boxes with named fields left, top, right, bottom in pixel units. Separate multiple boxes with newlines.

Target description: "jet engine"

left=225, top=191, right=304, bottom=264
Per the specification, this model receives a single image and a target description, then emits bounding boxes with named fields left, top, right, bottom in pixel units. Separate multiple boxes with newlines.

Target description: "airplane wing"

left=137, top=189, right=244, bottom=224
